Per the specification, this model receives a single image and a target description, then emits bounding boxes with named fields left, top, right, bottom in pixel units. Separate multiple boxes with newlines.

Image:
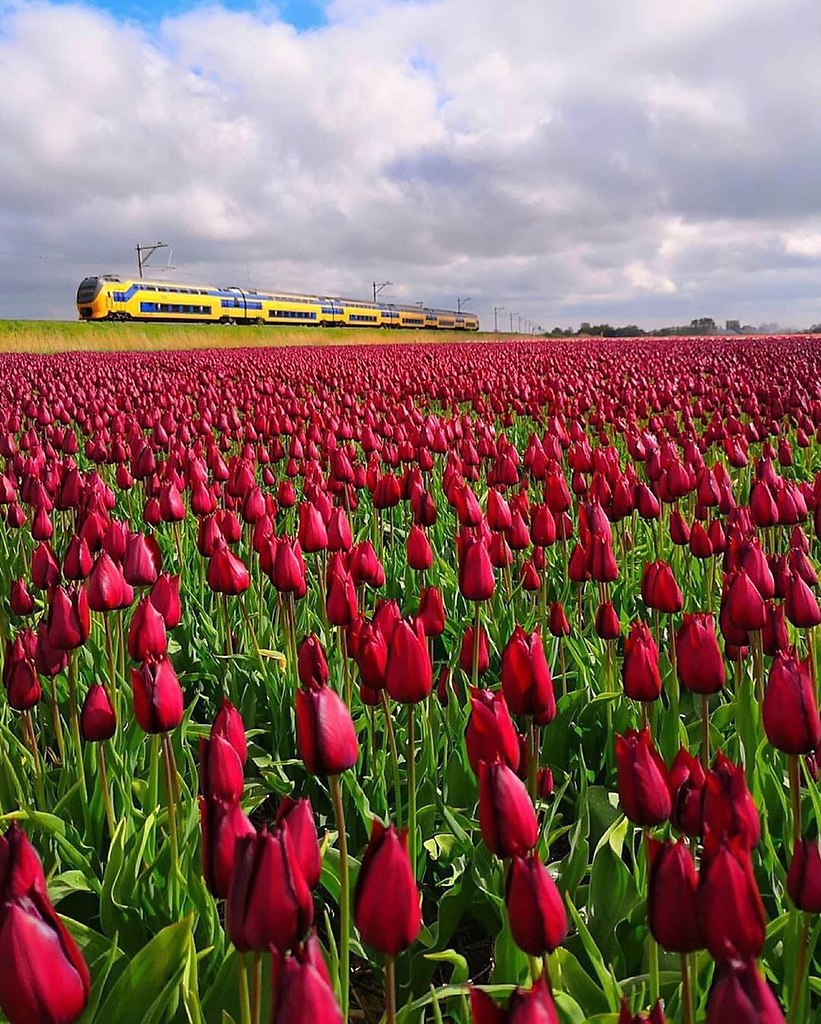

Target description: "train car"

left=77, top=275, right=478, bottom=330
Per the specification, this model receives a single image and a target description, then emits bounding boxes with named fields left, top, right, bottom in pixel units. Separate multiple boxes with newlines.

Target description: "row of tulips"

left=1, top=337, right=821, bottom=1024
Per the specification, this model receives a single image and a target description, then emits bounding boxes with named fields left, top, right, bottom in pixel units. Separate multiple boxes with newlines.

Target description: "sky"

left=2, top=0, right=821, bottom=329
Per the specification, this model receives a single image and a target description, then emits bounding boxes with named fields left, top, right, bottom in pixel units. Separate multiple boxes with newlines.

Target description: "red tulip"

left=354, top=820, right=421, bottom=954
left=46, top=585, right=90, bottom=650
left=705, top=959, right=785, bottom=1024
left=9, top=578, right=35, bottom=617
left=787, top=837, right=821, bottom=912
left=227, top=825, right=314, bottom=952
left=80, top=683, right=116, bottom=742
left=465, top=688, right=520, bottom=774
left=275, top=797, right=322, bottom=890
left=667, top=747, right=706, bottom=836
left=675, top=613, right=725, bottom=694
left=622, top=621, right=661, bottom=702
left=763, top=652, right=821, bottom=754
left=199, top=797, right=255, bottom=899
left=458, top=534, right=495, bottom=601
left=702, top=751, right=760, bottom=849
left=505, top=852, right=567, bottom=955
left=131, top=654, right=184, bottom=734
left=614, top=729, right=671, bottom=827
left=296, top=681, right=359, bottom=775
left=272, top=950, right=343, bottom=1024
left=478, top=760, right=538, bottom=858
left=697, top=838, right=766, bottom=960
left=0, top=823, right=91, bottom=1024
left=646, top=837, right=702, bottom=952
left=384, top=617, right=433, bottom=704
left=127, top=596, right=168, bottom=661
left=149, top=573, right=182, bottom=628
left=501, top=626, right=556, bottom=719
left=297, top=636, right=330, bottom=690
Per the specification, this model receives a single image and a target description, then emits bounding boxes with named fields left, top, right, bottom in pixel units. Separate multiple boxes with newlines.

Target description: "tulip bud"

left=9, top=578, right=35, bottom=617
left=31, top=542, right=60, bottom=590
left=460, top=624, right=490, bottom=676
left=622, top=622, right=662, bottom=703
left=149, top=573, right=182, bottom=628
left=725, top=569, right=767, bottom=631
left=702, top=751, right=760, bottom=849
left=384, top=618, right=433, bottom=704
left=763, top=652, right=821, bottom=754
left=275, top=797, right=322, bottom=890
left=127, top=597, right=168, bottom=661
left=478, top=760, right=538, bottom=858
left=595, top=600, right=621, bottom=640
left=200, top=734, right=245, bottom=803
left=2, top=633, right=41, bottom=711
left=273, top=951, right=343, bottom=1024
left=227, top=826, right=314, bottom=952
left=416, top=586, right=445, bottom=637
left=614, top=729, right=671, bottom=827
left=296, top=682, right=359, bottom=775
left=675, top=613, right=725, bottom=694
left=667, top=747, right=706, bottom=836
left=501, top=626, right=556, bottom=719
left=697, top=839, right=766, bottom=960
left=458, top=535, right=495, bottom=601
left=87, top=552, right=131, bottom=612
left=641, top=560, right=683, bottom=613
left=131, top=655, right=184, bottom=734
left=80, top=683, right=116, bottom=742
left=787, top=837, right=821, bottom=912
left=646, top=838, right=702, bottom=952
left=465, top=689, right=520, bottom=774
left=123, top=531, right=160, bottom=586
left=0, top=823, right=91, bottom=1024
left=199, top=797, right=255, bottom=899
left=208, top=543, right=250, bottom=595
left=407, top=525, right=433, bottom=571
left=549, top=602, right=570, bottom=637
left=46, top=585, right=90, bottom=650
left=297, top=636, right=330, bottom=690
left=705, top=959, right=785, bottom=1024
left=354, top=820, right=421, bottom=954
left=505, top=853, right=567, bottom=956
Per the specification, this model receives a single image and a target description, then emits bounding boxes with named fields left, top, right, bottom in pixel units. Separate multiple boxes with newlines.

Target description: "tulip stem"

left=21, top=710, right=45, bottom=806
left=559, top=642, right=567, bottom=697
left=251, top=951, right=262, bottom=1024
left=239, top=596, right=267, bottom=680
left=471, top=604, right=481, bottom=689
left=680, top=953, right=694, bottom=1024
left=385, top=954, right=396, bottom=1024
left=527, top=721, right=538, bottom=800
left=789, top=754, right=802, bottom=848
left=67, top=655, right=87, bottom=799
left=238, top=953, right=252, bottom=1024
left=104, top=612, right=118, bottom=713
left=380, top=691, right=403, bottom=827
left=49, top=677, right=66, bottom=764
left=161, top=732, right=180, bottom=911
left=788, top=912, right=811, bottom=1024
left=408, top=704, right=417, bottom=876
left=330, top=774, right=350, bottom=1024
left=98, top=742, right=116, bottom=839
left=701, top=694, right=710, bottom=769
left=644, top=830, right=660, bottom=1005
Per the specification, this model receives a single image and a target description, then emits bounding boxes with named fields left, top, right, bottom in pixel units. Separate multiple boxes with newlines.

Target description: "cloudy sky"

left=2, top=0, right=821, bottom=329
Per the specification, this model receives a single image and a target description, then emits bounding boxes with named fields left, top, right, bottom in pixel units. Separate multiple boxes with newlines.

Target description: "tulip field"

left=2, top=335, right=821, bottom=1024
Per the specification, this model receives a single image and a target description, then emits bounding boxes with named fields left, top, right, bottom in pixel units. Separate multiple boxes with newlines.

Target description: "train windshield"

left=76, top=277, right=103, bottom=303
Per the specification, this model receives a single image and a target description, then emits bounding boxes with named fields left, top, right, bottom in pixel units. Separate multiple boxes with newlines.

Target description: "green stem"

left=527, top=721, right=538, bottom=800
left=161, top=733, right=180, bottom=911
left=701, top=694, right=710, bottom=769
left=98, top=742, right=117, bottom=840
left=789, top=754, right=802, bottom=849
left=408, top=703, right=417, bottom=875
left=680, top=953, right=694, bottom=1024
left=380, top=691, right=403, bottom=827
left=788, top=913, right=811, bottom=1024
left=238, top=953, right=252, bottom=1024
left=471, top=604, right=481, bottom=689
left=49, top=677, right=66, bottom=764
left=22, top=711, right=45, bottom=807
left=67, top=655, right=87, bottom=799
left=251, top=951, right=262, bottom=1024
left=644, top=830, right=659, bottom=1004
left=330, top=775, right=350, bottom=1023
left=385, top=954, right=396, bottom=1024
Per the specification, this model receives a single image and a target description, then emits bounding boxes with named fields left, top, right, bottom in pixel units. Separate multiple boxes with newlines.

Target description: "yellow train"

left=76, top=276, right=480, bottom=331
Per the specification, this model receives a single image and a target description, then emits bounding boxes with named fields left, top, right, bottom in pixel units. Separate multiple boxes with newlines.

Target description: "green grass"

left=0, top=319, right=501, bottom=353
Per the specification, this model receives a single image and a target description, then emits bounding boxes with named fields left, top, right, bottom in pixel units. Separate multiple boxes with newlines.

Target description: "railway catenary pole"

left=373, top=281, right=393, bottom=302
left=494, top=305, right=505, bottom=332
left=135, top=242, right=170, bottom=279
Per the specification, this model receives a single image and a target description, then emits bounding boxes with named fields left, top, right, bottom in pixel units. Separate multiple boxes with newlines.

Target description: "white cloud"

left=0, top=0, right=820, bottom=327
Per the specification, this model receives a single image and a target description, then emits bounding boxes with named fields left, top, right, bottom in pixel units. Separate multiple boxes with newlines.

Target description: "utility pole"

left=494, top=305, right=505, bottom=332
left=373, top=280, right=392, bottom=302
left=135, top=241, right=171, bottom=278
left=518, top=315, right=522, bottom=332
left=457, top=297, right=471, bottom=314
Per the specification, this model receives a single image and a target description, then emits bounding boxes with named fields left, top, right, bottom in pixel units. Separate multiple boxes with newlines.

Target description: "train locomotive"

left=76, top=276, right=480, bottom=331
